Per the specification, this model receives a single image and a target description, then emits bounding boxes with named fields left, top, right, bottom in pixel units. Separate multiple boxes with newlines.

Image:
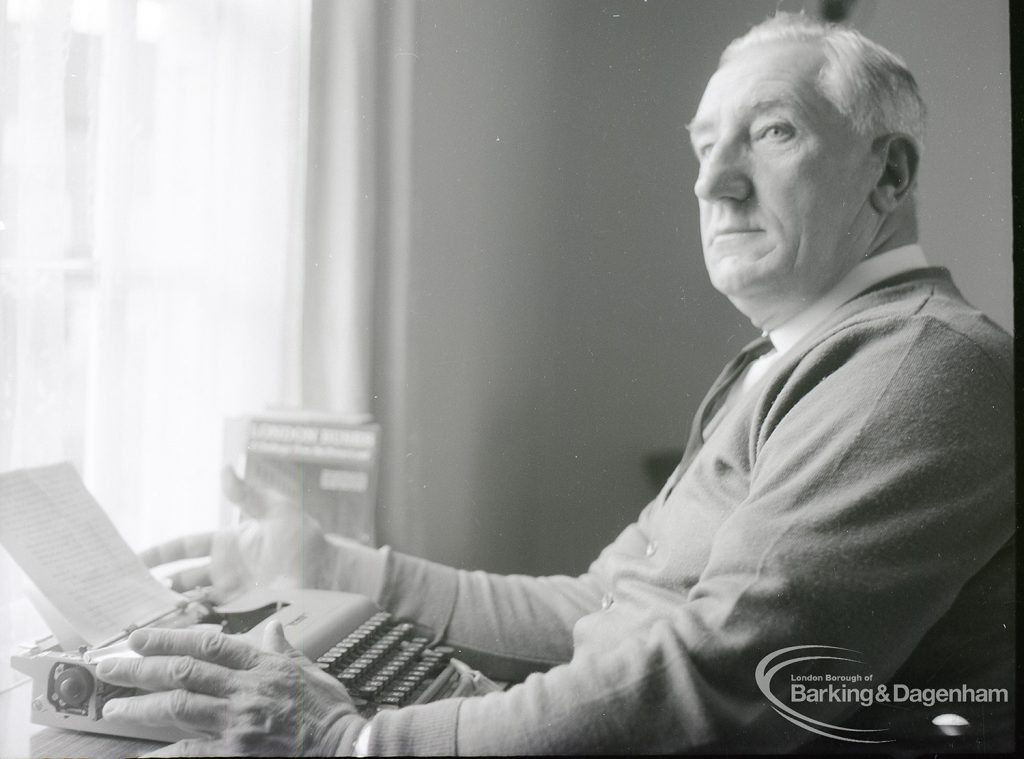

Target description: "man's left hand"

left=96, top=621, right=367, bottom=756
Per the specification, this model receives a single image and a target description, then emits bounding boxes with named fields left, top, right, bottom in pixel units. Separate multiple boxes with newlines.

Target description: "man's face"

left=689, top=40, right=881, bottom=328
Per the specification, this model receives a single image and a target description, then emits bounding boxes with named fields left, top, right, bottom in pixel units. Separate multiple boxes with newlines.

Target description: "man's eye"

left=757, top=123, right=794, bottom=141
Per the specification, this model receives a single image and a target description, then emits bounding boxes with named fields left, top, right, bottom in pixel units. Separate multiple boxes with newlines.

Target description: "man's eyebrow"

left=685, top=116, right=712, bottom=144
left=686, top=96, right=799, bottom=137
left=747, top=96, right=800, bottom=115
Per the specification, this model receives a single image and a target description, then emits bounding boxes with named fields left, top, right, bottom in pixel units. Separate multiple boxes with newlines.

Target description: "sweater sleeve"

left=362, top=316, right=1015, bottom=754
left=337, top=515, right=662, bottom=679
left=321, top=501, right=662, bottom=679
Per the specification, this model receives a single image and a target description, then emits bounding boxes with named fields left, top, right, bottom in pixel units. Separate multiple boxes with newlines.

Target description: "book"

left=222, top=411, right=381, bottom=545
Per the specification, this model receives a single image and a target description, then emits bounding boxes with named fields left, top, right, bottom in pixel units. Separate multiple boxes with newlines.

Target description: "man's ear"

left=869, top=134, right=919, bottom=213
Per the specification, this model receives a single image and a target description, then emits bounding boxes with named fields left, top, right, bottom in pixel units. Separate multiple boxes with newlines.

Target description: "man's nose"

left=693, top=142, right=752, bottom=202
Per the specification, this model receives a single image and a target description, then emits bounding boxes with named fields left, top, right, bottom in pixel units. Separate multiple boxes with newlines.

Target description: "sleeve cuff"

left=322, top=534, right=389, bottom=602
left=365, top=698, right=462, bottom=755
left=352, top=721, right=373, bottom=756
left=331, top=714, right=371, bottom=757
left=379, top=550, right=460, bottom=640
left=322, top=537, right=460, bottom=639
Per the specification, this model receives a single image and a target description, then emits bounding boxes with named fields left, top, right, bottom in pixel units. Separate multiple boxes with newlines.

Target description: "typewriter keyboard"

left=315, top=611, right=459, bottom=714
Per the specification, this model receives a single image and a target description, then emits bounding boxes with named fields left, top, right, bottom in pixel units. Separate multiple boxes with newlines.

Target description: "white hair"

left=721, top=12, right=926, bottom=156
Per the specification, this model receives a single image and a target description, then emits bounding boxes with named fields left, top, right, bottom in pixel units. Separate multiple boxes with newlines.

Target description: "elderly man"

left=100, top=12, right=1013, bottom=755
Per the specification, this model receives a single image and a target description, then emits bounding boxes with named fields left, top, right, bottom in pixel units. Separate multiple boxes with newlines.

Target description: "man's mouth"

left=711, top=228, right=764, bottom=245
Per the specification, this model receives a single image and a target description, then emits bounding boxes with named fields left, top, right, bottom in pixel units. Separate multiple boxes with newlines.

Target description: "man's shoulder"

left=812, top=267, right=1012, bottom=385
left=745, top=269, right=1013, bottom=471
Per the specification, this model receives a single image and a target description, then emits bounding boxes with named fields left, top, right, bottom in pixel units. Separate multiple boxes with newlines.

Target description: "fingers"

left=125, top=628, right=262, bottom=670
left=260, top=619, right=314, bottom=666
left=221, top=466, right=271, bottom=520
left=102, top=690, right=226, bottom=735
left=222, top=465, right=279, bottom=519
left=167, top=562, right=213, bottom=593
left=220, top=466, right=249, bottom=506
left=139, top=532, right=215, bottom=568
left=261, top=619, right=296, bottom=656
left=96, top=655, right=234, bottom=697
left=221, top=463, right=297, bottom=520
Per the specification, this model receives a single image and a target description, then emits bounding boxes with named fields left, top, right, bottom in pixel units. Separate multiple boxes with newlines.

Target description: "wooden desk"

left=1, top=677, right=164, bottom=759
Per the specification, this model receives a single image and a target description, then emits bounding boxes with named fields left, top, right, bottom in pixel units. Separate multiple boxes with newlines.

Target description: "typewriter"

left=12, top=587, right=500, bottom=744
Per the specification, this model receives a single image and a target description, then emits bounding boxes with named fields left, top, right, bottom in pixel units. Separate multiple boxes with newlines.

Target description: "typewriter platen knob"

left=55, top=666, right=94, bottom=707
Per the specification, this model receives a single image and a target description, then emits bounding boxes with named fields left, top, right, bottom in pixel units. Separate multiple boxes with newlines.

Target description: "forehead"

left=690, top=40, right=832, bottom=135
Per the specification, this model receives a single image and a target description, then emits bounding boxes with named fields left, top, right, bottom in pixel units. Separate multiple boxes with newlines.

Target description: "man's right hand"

left=140, top=467, right=328, bottom=602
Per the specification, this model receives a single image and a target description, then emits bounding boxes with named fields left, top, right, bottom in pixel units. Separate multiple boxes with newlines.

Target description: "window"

left=0, top=0, right=311, bottom=690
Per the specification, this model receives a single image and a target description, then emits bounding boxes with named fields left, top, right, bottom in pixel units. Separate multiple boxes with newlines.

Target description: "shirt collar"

left=768, top=244, right=928, bottom=355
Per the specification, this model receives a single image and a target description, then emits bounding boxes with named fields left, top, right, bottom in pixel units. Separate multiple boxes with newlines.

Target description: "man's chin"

left=708, top=263, right=776, bottom=299
left=707, top=270, right=788, bottom=324
left=706, top=240, right=775, bottom=271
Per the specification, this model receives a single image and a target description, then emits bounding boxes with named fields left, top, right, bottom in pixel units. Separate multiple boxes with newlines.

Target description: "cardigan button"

left=645, top=540, right=658, bottom=557
left=601, top=592, right=615, bottom=610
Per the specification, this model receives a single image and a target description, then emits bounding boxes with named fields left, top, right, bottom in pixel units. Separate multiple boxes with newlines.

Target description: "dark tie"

left=677, top=335, right=774, bottom=474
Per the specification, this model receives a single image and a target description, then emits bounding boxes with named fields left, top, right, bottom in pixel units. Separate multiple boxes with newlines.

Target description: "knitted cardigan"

left=327, top=269, right=1014, bottom=755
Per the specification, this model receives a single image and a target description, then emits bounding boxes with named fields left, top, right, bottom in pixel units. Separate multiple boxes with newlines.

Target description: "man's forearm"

left=319, top=533, right=390, bottom=599
left=321, top=535, right=594, bottom=672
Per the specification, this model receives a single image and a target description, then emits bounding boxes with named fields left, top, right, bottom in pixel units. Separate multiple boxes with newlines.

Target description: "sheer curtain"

left=82, top=0, right=311, bottom=546
left=0, top=0, right=311, bottom=689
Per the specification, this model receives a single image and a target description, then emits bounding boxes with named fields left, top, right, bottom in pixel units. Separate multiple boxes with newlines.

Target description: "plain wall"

left=361, top=0, right=1012, bottom=576
left=861, top=0, right=1012, bottom=329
